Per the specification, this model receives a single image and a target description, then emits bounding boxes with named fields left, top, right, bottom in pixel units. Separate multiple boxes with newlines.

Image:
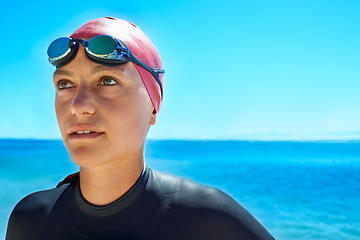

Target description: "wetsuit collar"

left=70, top=166, right=149, bottom=217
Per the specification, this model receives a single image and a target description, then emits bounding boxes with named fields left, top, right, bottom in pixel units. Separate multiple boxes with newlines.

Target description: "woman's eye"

left=101, top=78, right=117, bottom=86
left=58, top=80, right=73, bottom=89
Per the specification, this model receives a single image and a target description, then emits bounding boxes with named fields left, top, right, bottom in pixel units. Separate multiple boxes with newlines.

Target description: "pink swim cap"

left=70, top=17, right=164, bottom=113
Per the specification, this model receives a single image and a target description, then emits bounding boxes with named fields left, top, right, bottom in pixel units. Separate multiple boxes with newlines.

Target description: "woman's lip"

left=69, top=131, right=104, bottom=140
left=68, top=124, right=104, bottom=135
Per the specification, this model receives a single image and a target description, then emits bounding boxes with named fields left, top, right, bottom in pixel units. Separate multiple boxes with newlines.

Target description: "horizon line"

left=1, top=136, right=360, bottom=142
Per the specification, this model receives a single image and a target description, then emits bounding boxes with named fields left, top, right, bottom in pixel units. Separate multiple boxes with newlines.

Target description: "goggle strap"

left=70, top=38, right=87, bottom=46
left=129, top=53, right=164, bottom=99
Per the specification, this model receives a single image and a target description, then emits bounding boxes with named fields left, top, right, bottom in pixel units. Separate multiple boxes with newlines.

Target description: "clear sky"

left=0, top=0, right=359, bottom=140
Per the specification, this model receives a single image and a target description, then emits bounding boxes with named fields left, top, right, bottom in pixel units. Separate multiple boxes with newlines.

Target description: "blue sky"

left=0, top=0, right=359, bottom=140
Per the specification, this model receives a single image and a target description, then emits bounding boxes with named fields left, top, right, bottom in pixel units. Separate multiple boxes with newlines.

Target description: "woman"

left=6, top=17, right=274, bottom=240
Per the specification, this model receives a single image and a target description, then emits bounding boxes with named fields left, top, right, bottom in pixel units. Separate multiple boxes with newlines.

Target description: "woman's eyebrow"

left=53, top=69, right=73, bottom=77
left=90, top=65, right=126, bottom=75
left=53, top=65, right=127, bottom=78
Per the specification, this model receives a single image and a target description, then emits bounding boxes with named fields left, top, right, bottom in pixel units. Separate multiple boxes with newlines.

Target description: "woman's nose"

left=71, top=87, right=96, bottom=116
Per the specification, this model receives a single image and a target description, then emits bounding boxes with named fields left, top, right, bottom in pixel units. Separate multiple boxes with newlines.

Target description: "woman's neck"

left=78, top=155, right=144, bottom=206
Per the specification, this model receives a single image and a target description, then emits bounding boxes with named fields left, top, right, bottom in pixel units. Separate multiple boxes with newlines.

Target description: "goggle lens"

left=47, top=37, right=70, bottom=59
left=87, top=35, right=117, bottom=56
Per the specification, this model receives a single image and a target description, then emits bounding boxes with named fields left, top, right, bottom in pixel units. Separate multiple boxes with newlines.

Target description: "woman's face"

left=53, top=46, right=156, bottom=168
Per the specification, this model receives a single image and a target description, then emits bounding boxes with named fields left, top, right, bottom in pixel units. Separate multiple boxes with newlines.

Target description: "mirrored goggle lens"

left=87, top=35, right=117, bottom=56
left=47, top=37, right=70, bottom=58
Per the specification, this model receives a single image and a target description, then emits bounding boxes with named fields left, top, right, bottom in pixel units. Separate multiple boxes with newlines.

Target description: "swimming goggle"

left=47, top=35, right=164, bottom=98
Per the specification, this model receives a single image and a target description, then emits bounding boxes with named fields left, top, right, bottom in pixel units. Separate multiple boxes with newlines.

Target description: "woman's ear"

left=150, top=109, right=157, bottom=125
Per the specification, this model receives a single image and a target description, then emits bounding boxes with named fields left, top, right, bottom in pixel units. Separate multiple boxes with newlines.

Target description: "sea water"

left=0, top=139, right=359, bottom=240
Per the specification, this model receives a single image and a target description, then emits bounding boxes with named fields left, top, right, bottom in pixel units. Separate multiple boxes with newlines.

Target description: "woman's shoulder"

left=148, top=169, right=274, bottom=240
left=6, top=185, right=69, bottom=239
left=13, top=184, right=68, bottom=212
left=150, top=168, right=237, bottom=206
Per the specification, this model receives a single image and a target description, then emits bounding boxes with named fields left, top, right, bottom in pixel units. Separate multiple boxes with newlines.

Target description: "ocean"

left=0, top=139, right=359, bottom=239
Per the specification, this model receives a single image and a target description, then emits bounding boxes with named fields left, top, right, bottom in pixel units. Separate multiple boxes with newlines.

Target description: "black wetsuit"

left=6, top=167, right=274, bottom=240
